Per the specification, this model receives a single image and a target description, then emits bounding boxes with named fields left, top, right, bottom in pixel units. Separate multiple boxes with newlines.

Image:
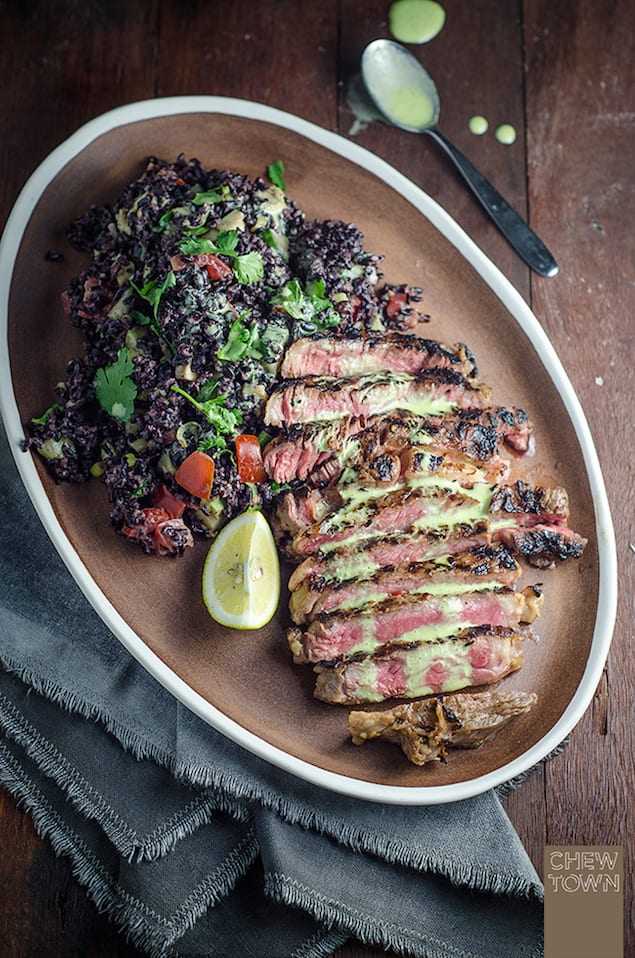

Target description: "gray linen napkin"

left=0, top=420, right=544, bottom=958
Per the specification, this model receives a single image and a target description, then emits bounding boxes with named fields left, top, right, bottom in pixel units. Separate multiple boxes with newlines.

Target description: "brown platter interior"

left=8, top=112, right=598, bottom=790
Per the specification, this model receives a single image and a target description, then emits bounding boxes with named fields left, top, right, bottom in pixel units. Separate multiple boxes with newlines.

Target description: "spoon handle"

left=425, top=128, right=558, bottom=277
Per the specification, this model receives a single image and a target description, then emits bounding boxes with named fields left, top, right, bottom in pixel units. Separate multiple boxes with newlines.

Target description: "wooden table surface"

left=0, top=2, right=632, bottom=955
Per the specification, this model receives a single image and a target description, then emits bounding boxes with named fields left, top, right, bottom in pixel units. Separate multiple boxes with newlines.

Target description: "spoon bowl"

left=360, top=39, right=558, bottom=277
left=361, top=38, right=440, bottom=133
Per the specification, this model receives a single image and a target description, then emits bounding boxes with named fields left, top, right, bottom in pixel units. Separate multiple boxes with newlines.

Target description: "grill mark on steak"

left=286, top=484, right=490, bottom=558
left=285, top=508, right=585, bottom=588
left=489, top=480, right=569, bottom=517
left=264, top=368, right=491, bottom=428
left=287, top=522, right=494, bottom=592
left=313, top=625, right=528, bottom=704
left=288, top=586, right=541, bottom=664
left=263, top=407, right=532, bottom=483
left=348, top=689, right=538, bottom=765
left=280, top=333, right=478, bottom=379
left=288, top=545, right=521, bottom=623
left=497, top=524, right=587, bottom=566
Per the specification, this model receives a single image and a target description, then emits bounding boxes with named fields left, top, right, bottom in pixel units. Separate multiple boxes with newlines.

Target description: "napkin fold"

left=0, top=422, right=545, bottom=958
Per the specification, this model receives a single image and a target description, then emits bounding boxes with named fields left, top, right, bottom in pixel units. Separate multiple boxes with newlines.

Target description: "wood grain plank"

left=338, top=0, right=531, bottom=296
left=0, top=0, right=159, bottom=202
left=524, top=2, right=635, bottom=953
left=155, top=0, right=338, bottom=128
left=0, top=4, right=156, bottom=955
left=0, top=789, right=142, bottom=957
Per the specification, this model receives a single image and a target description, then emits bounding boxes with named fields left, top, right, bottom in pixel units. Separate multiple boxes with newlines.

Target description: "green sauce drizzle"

left=468, top=115, right=489, bottom=135
left=495, top=123, right=517, bottom=145
left=389, top=0, right=446, bottom=44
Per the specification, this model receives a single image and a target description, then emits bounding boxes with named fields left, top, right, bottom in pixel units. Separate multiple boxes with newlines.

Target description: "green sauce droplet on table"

left=468, top=115, right=488, bottom=135
left=389, top=0, right=446, bottom=44
left=495, top=123, right=517, bottom=145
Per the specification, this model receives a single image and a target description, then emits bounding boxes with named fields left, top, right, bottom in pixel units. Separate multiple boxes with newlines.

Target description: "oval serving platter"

left=0, top=97, right=617, bottom=804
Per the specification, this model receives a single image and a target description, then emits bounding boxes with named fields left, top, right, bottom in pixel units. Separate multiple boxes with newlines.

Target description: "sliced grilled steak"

left=264, top=369, right=490, bottom=428
left=392, top=444, right=510, bottom=487
left=286, top=477, right=576, bottom=559
left=288, top=545, right=521, bottom=623
left=287, top=523, right=495, bottom=592
left=280, top=333, right=477, bottom=379
left=275, top=445, right=509, bottom=539
left=358, top=406, right=532, bottom=459
left=313, top=625, right=528, bottom=704
left=288, top=586, right=542, bottom=663
left=497, top=523, right=588, bottom=567
left=489, top=480, right=569, bottom=518
left=287, top=505, right=584, bottom=588
left=287, top=482, right=493, bottom=558
left=276, top=487, right=343, bottom=536
left=348, top=689, right=538, bottom=765
left=263, top=407, right=531, bottom=484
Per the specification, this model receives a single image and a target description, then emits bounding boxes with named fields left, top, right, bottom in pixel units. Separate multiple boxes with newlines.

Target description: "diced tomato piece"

left=151, top=483, right=186, bottom=518
left=385, top=290, right=408, bottom=320
left=122, top=506, right=170, bottom=539
left=193, top=253, right=233, bottom=281
left=236, top=434, right=267, bottom=483
left=141, top=507, right=171, bottom=530
left=348, top=294, right=362, bottom=318
left=175, top=450, right=215, bottom=499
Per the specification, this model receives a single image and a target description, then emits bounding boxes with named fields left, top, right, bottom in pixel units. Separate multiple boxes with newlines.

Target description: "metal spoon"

left=361, top=39, right=558, bottom=277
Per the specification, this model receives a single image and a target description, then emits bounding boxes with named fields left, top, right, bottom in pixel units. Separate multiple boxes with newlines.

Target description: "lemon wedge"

left=202, top=510, right=280, bottom=629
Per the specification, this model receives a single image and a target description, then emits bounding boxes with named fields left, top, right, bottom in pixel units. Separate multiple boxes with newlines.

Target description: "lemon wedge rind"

left=202, top=510, right=280, bottom=630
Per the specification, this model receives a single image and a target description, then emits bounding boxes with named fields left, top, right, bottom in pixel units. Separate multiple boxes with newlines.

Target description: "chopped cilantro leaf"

left=171, top=383, right=242, bottom=451
left=269, top=279, right=305, bottom=319
left=213, top=230, right=239, bottom=254
left=179, top=236, right=215, bottom=256
left=233, top=252, right=265, bottom=285
left=305, top=279, right=334, bottom=314
left=192, top=185, right=231, bottom=206
left=217, top=312, right=262, bottom=362
left=94, top=348, right=137, bottom=422
left=130, top=270, right=176, bottom=320
left=270, top=277, right=340, bottom=330
left=267, top=160, right=287, bottom=191
left=178, top=231, right=264, bottom=285
left=31, top=403, right=62, bottom=426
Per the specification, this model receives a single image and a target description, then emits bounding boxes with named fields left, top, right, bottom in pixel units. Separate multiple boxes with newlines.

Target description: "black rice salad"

left=26, top=155, right=423, bottom=556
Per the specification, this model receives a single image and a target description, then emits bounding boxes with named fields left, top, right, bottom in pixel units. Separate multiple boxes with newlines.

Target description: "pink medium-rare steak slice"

left=286, top=508, right=585, bottom=590
left=275, top=487, right=343, bottom=537
left=276, top=476, right=567, bottom=546
left=279, top=333, right=477, bottom=379
left=286, top=483, right=494, bottom=558
left=275, top=444, right=508, bottom=539
left=313, top=625, right=528, bottom=704
left=287, top=523, right=495, bottom=592
left=348, top=689, right=538, bottom=765
left=285, top=478, right=577, bottom=560
left=262, top=406, right=531, bottom=483
left=264, top=368, right=491, bottom=428
left=287, top=586, right=542, bottom=663
left=288, top=545, right=521, bottom=623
